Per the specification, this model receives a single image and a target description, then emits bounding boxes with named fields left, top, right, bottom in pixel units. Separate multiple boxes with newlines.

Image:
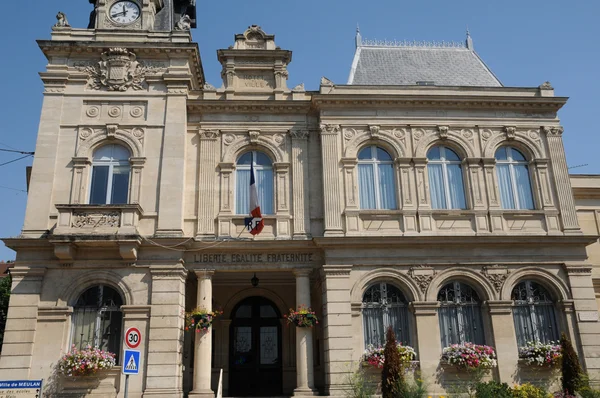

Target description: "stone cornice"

left=312, top=94, right=567, bottom=112
left=187, top=100, right=312, bottom=114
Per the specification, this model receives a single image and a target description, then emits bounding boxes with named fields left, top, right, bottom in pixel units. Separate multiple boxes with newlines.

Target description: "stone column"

left=544, top=126, right=580, bottom=233
left=156, top=83, right=189, bottom=237
left=564, top=265, right=600, bottom=382
left=294, top=269, right=317, bottom=395
left=319, top=124, right=344, bottom=237
left=0, top=267, right=46, bottom=379
left=143, top=264, right=187, bottom=397
left=466, top=158, right=490, bottom=233
left=397, top=157, right=418, bottom=234
left=290, top=130, right=311, bottom=239
left=196, top=129, right=220, bottom=238
left=487, top=300, right=519, bottom=384
left=321, top=265, right=352, bottom=396
left=412, top=302, right=442, bottom=393
left=189, top=270, right=215, bottom=398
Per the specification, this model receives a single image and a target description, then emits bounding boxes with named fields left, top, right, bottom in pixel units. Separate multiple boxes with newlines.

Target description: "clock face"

left=109, top=1, right=140, bottom=25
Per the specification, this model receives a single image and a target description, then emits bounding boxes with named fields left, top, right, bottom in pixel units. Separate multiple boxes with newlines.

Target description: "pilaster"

left=544, top=126, right=580, bottom=233
left=411, top=302, right=442, bottom=392
left=320, top=265, right=352, bottom=396
left=196, top=129, right=220, bottom=238
left=563, top=265, right=600, bottom=380
left=0, top=267, right=46, bottom=379
left=293, top=268, right=317, bottom=395
left=487, top=300, right=518, bottom=384
left=319, top=125, right=344, bottom=237
left=290, top=130, right=311, bottom=239
left=143, top=264, right=187, bottom=397
left=156, top=83, right=189, bottom=237
left=70, top=157, right=91, bottom=204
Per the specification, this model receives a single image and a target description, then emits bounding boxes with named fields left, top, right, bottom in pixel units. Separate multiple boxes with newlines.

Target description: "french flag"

left=247, top=161, right=264, bottom=235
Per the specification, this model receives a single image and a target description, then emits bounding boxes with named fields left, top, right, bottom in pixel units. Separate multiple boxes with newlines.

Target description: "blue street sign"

left=122, top=349, right=141, bottom=375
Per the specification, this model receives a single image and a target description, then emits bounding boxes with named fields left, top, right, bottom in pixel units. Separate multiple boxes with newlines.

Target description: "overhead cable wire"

left=0, top=154, right=33, bottom=168
left=0, top=185, right=27, bottom=193
left=0, top=148, right=35, bottom=155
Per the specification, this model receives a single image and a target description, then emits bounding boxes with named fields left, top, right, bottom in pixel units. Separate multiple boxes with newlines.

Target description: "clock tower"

left=89, top=0, right=197, bottom=31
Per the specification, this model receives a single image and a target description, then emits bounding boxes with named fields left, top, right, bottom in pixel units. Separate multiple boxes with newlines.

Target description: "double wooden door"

left=229, top=296, right=282, bottom=396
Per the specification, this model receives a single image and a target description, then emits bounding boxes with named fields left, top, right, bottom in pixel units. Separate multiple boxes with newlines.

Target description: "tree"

left=381, top=326, right=403, bottom=398
left=560, top=332, right=585, bottom=395
left=0, top=272, right=12, bottom=352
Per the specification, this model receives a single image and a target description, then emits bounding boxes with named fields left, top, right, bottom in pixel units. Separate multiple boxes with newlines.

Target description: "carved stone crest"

left=481, top=265, right=510, bottom=292
left=76, top=48, right=165, bottom=92
left=438, top=125, right=449, bottom=140
left=369, top=125, right=380, bottom=139
left=72, top=211, right=120, bottom=228
left=504, top=126, right=516, bottom=140
left=409, top=265, right=436, bottom=294
left=249, top=130, right=260, bottom=143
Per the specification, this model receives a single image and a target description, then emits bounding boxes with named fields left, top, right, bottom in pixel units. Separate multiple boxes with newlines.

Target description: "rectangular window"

left=111, top=166, right=130, bottom=204
left=89, top=166, right=110, bottom=204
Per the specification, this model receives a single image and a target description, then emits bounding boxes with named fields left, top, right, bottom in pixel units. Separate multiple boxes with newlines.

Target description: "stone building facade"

left=2, top=1, right=600, bottom=397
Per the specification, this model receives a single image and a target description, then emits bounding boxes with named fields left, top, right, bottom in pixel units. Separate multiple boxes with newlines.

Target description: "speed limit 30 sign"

left=125, top=327, right=141, bottom=349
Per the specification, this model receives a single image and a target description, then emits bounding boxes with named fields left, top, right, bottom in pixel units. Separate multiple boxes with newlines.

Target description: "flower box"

left=185, top=307, right=223, bottom=332
left=440, top=343, right=497, bottom=370
left=60, top=367, right=120, bottom=397
left=285, top=306, right=318, bottom=328
left=361, top=343, right=417, bottom=369
left=518, top=341, right=561, bottom=367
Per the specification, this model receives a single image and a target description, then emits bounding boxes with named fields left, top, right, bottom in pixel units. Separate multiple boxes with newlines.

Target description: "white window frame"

left=88, top=145, right=131, bottom=205
left=427, top=146, right=465, bottom=209
left=496, top=146, right=534, bottom=210
left=357, top=145, right=396, bottom=210
left=235, top=150, right=274, bottom=215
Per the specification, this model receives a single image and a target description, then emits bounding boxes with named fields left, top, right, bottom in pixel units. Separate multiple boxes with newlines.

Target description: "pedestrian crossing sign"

left=122, top=349, right=141, bottom=375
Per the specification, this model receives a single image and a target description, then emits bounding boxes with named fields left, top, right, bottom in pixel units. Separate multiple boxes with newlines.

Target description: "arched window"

left=512, top=280, right=559, bottom=346
left=438, top=282, right=484, bottom=347
left=357, top=146, right=397, bottom=209
left=89, top=144, right=131, bottom=204
left=362, top=282, right=410, bottom=347
left=427, top=146, right=466, bottom=209
left=495, top=146, right=535, bottom=210
left=236, top=151, right=274, bottom=215
left=72, top=285, right=123, bottom=358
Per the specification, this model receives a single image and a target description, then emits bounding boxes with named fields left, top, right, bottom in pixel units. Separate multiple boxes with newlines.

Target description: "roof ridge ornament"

left=466, top=28, right=474, bottom=50
left=361, top=38, right=466, bottom=49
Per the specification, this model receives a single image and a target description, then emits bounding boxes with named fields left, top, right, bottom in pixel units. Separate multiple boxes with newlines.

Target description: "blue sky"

left=0, top=0, right=599, bottom=259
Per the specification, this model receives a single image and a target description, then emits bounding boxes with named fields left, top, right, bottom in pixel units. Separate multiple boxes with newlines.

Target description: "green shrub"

left=395, top=372, right=427, bottom=398
left=579, top=387, right=600, bottom=398
left=344, top=367, right=376, bottom=398
left=560, top=332, right=585, bottom=395
left=473, top=380, right=512, bottom=398
left=382, top=327, right=402, bottom=398
left=511, top=383, right=551, bottom=398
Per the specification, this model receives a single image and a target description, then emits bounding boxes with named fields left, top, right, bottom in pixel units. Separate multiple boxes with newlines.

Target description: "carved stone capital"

left=293, top=268, right=313, bottom=278
left=563, top=265, right=593, bottom=275
left=72, top=157, right=91, bottom=168
left=289, top=129, right=309, bottom=140
left=544, top=126, right=564, bottom=136
left=195, top=269, right=216, bottom=280
left=198, top=129, right=220, bottom=140
left=319, top=124, right=340, bottom=136
left=504, top=126, right=516, bottom=140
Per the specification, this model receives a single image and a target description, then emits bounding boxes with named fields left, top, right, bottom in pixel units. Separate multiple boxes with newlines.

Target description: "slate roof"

left=347, top=33, right=502, bottom=87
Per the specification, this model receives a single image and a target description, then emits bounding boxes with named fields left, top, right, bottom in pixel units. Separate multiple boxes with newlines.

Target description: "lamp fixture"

left=251, top=273, right=259, bottom=287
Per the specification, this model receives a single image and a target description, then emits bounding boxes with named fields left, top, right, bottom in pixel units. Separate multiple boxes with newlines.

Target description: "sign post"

left=123, top=327, right=142, bottom=398
left=0, top=380, right=43, bottom=397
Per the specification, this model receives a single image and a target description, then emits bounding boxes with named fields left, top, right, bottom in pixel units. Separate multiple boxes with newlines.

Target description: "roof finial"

left=466, top=27, right=474, bottom=50
left=355, top=24, right=362, bottom=48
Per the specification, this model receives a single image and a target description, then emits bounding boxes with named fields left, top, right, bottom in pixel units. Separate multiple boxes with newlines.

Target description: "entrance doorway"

left=229, top=296, right=283, bottom=396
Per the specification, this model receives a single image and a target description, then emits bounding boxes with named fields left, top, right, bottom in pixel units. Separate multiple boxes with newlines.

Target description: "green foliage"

left=579, top=387, right=600, bottom=398
left=560, top=332, right=585, bottom=394
left=511, top=383, right=551, bottom=398
left=0, top=273, right=12, bottom=351
left=382, top=327, right=402, bottom=398
left=474, top=381, right=513, bottom=398
left=344, top=367, right=377, bottom=398
left=396, top=373, right=428, bottom=398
